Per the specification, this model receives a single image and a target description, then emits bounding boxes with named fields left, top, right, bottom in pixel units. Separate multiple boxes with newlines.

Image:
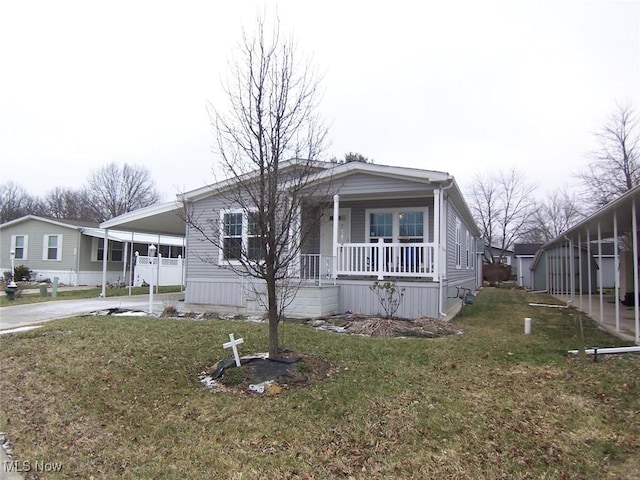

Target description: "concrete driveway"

left=0, top=293, right=184, bottom=331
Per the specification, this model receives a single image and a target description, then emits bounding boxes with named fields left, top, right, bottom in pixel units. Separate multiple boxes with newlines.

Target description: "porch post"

left=632, top=199, right=639, bottom=344
left=332, top=194, right=339, bottom=279
left=129, top=231, right=134, bottom=296
left=433, top=189, right=440, bottom=282
left=613, top=212, right=620, bottom=331
left=156, top=234, right=161, bottom=293
left=101, top=228, right=108, bottom=298
left=122, top=240, right=128, bottom=288
left=290, top=204, right=301, bottom=279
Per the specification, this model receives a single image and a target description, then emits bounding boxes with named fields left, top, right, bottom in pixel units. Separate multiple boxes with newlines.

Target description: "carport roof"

left=543, top=184, right=640, bottom=248
left=100, top=200, right=185, bottom=236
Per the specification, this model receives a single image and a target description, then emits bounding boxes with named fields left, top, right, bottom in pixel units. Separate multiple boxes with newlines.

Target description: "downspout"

left=438, top=179, right=455, bottom=317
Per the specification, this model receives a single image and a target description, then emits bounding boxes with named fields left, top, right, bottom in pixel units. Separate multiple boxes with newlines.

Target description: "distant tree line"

left=468, top=102, right=639, bottom=261
left=0, top=162, right=160, bottom=224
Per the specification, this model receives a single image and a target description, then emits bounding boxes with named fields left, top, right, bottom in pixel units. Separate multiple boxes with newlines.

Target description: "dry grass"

left=0, top=288, right=639, bottom=479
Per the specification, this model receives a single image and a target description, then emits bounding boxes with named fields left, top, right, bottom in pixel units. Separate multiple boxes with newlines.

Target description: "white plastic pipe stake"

left=524, top=317, right=532, bottom=335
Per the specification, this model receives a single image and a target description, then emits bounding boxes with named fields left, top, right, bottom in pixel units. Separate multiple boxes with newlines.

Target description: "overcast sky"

left=1, top=1, right=638, bottom=203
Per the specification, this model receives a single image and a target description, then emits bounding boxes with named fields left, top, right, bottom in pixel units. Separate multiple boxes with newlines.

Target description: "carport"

left=532, top=185, right=640, bottom=344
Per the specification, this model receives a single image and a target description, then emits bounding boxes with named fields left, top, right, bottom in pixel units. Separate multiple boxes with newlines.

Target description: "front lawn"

left=0, top=288, right=638, bottom=478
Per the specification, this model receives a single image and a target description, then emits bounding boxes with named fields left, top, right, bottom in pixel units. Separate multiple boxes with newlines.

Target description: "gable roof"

left=0, top=215, right=100, bottom=230
left=101, top=161, right=481, bottom=238
left=180, top=158, right=330, bottom=203
left=514, top=243, right=543, bottom=256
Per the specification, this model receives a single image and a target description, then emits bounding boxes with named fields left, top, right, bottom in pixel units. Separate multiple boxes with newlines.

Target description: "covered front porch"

left=296, top=192, right=441, bottom=282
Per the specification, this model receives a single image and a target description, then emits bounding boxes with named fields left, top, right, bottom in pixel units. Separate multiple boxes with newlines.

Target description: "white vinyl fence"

left=134, top=254, right=184, bottom=287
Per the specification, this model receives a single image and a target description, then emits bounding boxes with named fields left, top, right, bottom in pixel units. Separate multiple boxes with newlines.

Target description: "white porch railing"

left=335, top=240, right=435, bottom=280
left=297, top=254, right=334, bottom=285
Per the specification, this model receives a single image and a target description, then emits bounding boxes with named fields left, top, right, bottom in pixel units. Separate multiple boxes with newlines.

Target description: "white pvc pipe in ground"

left=568, top=346, right=640, bottom=355
left=524, top=317, right=532, bottom=335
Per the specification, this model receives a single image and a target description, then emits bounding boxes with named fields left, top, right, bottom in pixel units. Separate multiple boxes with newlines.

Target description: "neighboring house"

left=483, top=245, right=513, bottom=266
left=102, top=161, right=482, bottom=319
left=0, top=215, right=184, bottom=286
left=513, top=243, right=542, bottom=289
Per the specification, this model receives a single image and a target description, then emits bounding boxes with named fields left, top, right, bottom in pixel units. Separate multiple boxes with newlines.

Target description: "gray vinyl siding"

left=1, top=220, right=80, bottom=273
left=77, top=235, right=125, bottom=273
left=333, top=172, right=438, bottom=197
left=443, top=197, right=477, bottom=298
left=337, top=279, right=440, bottom=318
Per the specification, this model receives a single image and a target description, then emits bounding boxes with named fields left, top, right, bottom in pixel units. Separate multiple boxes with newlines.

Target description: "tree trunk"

left=266, top=274, right=279, bottom=358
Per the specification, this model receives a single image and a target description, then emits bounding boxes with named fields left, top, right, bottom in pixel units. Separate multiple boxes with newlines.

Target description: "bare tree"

left=578, top=103, right=639, bottom=210
left=44, top=187, right=100, bottom=222
left=519, top=187, right=584, bottom=243
left=468, top=168, right=536, bottom=262
left=183, top=16, right=328, bottom=357
left=0, top=181, right=46, bottom=223
left=87, top=162, right=160, bottom=221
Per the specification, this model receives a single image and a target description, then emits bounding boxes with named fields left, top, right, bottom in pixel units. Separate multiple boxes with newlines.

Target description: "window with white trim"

left=220, top=210, right=264, bottom=262
left=399, top=211, right=424, bottom=243
left=246, top=212, right=263, bottom=261
left=366, top=208, right=427, bottom=244
left=369, top=212, right=393, bottom=243
left=43, top=234, right=62, bottom=261
left=465, top=231, right=470, bottom=268
left=455, top=219, right=461, bottom=268
left=11, top=235, right=28, bottom=260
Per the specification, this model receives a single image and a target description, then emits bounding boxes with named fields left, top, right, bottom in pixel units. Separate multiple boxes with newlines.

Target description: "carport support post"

left=101, top=228, right=109, bottom=298
left=632, top=199, right=639, bottom=344
left=613, top=212, right=620, bottom=331
left=586, top=230, right=592, bottom=317
left=598, top=222, right=604, bottom=324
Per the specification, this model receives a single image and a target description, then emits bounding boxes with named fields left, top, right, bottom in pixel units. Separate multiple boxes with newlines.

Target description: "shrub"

left=369, top=280, right=405, bottom=318
left=13, top=265, right=32, bottom=282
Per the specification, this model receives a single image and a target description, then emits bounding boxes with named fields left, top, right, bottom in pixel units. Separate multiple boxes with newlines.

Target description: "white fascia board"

left=82, top=228, right=184, bottom=246
left=100, top=201, right=181, bottom=230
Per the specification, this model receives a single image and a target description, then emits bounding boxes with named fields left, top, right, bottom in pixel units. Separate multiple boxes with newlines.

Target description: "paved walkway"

left=0, top=293, right=184, bottom=330
left=552, top=294, right=639, bottom=345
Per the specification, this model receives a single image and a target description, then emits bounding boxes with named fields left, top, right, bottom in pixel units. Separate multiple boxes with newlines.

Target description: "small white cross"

left=223, top=333, right=244, bottom=367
